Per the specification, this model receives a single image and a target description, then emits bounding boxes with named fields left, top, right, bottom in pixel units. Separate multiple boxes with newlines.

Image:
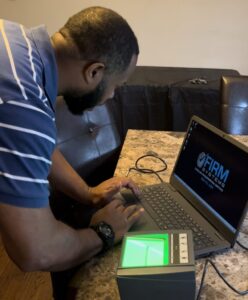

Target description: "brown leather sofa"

left=55, top=97, right=121, bottom=185
left=110, top=66, right=240, bottom=139
left=53, top=66, right=240, bottom=190
left=50, top=97, right=122, bottom=227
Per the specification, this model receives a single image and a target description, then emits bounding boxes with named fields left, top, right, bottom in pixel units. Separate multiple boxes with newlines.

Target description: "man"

left=0, top=6, right=143, bottom=299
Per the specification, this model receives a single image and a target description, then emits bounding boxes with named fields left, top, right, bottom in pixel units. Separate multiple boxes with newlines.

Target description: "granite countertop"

left=71, top=130, right=248, bottom=300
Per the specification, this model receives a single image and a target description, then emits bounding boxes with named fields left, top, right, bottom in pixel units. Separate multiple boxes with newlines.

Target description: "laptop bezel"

left=169, top=115, right=248, bottom=246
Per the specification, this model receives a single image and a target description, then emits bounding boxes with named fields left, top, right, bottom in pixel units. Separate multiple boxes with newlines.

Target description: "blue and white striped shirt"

left=0, top=20, right=58, bottom=208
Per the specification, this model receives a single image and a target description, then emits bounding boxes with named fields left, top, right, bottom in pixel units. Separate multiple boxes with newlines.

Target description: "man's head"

left=53, top=6, right=139, bottom=114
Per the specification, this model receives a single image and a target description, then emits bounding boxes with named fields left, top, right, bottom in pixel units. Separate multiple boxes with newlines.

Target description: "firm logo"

left=196, top=152, right=230, bottom=190
left=197, top=152, right=207, bottom=169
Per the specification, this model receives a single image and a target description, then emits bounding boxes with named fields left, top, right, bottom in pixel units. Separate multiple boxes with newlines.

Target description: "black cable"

left=127, top=167, right=164, bottom=183
left=236, top=240, right=248, bottom=251
left=126, top=154, right=167, bottom=183
left=196, top=258, right=248, bottom=300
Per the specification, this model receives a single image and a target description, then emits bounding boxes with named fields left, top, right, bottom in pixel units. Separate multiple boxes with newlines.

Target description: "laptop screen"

left=174, top=119, right=248, bottom=230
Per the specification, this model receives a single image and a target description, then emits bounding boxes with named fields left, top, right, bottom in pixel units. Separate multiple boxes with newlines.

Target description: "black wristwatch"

left=90, top=221, right=115, bottom=253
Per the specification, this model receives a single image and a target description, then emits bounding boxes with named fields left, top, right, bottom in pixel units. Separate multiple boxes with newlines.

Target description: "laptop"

left=119, top=115, right=248, bottom=258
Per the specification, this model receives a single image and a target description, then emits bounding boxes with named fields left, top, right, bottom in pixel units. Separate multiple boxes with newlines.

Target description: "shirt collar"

left=29, top=25, right=58, bottom=110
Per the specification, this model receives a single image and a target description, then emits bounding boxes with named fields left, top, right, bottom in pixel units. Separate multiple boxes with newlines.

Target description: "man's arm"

left=48, top=148, right=92, bottom=205
left=49, top=148, right=140, bottom=207
left=0, top=199, right=143, bottom=272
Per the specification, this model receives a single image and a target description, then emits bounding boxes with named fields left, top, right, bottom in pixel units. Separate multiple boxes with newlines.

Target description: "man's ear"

left=83, top=62, right=105, bottom=87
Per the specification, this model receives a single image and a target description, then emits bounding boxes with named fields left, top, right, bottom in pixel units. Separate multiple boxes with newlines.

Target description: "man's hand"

left=49, top=150, right=140, bottom=207
left=88, top=177, right=140, bottom=208
left=90, top=199, right=144, bottom=244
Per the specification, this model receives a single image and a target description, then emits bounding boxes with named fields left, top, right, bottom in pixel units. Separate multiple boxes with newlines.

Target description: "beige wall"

left=1, top=0, right=248, bottom=74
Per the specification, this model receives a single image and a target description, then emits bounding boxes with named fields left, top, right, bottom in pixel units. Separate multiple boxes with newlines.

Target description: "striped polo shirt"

left=0, top=19, right=58, bottom=208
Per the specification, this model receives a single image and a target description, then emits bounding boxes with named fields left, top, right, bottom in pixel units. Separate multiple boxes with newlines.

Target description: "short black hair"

left=60, top=6, right=139, bottom=74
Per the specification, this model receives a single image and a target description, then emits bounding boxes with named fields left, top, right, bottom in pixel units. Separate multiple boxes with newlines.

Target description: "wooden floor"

left=0, top=237, right=53, bottom=300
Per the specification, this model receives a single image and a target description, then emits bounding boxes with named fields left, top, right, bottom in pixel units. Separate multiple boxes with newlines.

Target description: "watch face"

left=96, top=222, right=115, bottom=252
left=100, top=223, right=114, bottom=238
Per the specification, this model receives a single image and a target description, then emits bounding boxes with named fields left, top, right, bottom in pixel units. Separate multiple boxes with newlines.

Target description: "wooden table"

left=71, top=130, right=248, bottom=300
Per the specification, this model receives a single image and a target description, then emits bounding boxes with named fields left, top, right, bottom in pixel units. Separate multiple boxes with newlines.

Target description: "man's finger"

left=123, top=204, right=138, bottom=216
left=119, top=178, right=140, bottom=196
left=124, top=204, right=144, bottom=219
left=116, top=204, right=125, bottom=213
left=103, top=182, right=122, bottom=200
left=109, top=198, right=124, bottom=208
left=126, top=207, right=144, bottom=228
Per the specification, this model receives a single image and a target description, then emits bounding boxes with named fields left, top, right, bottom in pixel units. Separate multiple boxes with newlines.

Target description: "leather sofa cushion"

left=55, top=97, right=121, bottom=180
left=221, top=76, right=248, bottom=135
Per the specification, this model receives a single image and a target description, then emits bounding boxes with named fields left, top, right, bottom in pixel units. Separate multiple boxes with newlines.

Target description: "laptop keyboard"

left=140, top=185, right=216, bottom=250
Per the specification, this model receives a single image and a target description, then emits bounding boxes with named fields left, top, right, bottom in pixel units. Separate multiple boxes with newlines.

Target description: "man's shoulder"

left=0, top=20, right=48, bottom=103
left=0, top=19, right=57, bottom=105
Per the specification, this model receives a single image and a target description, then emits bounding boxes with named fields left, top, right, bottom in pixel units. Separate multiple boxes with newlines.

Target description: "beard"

left=63, top=80, right=106, bottom=115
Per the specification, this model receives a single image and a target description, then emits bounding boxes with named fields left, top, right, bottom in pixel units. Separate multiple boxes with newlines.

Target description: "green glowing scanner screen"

left=121, top=233, right=169, bottom=268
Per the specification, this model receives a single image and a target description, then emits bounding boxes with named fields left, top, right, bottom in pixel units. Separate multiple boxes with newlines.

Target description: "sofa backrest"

left=109, top=66, right=240, bottom=138
left=55, top=97, right=121, bottom=183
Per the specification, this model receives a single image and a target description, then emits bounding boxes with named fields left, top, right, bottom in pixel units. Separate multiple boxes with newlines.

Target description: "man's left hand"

left=88, top=177, right=140, bottom=208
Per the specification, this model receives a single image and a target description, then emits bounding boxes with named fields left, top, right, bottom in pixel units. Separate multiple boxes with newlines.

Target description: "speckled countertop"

left=71, top=130, right=248, bottom=300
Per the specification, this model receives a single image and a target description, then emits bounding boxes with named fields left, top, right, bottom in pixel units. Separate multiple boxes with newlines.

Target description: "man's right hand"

left=0, top=199, right=143, bottom=273
left=90, top=199, right=144, bottom=244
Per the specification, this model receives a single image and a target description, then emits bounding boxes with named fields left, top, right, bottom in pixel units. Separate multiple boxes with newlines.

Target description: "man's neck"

left=51, top=32, right=81, bottom=95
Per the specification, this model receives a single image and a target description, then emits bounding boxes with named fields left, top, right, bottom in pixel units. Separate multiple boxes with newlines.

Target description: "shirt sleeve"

left=0, top=99, right=56, bottom=208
